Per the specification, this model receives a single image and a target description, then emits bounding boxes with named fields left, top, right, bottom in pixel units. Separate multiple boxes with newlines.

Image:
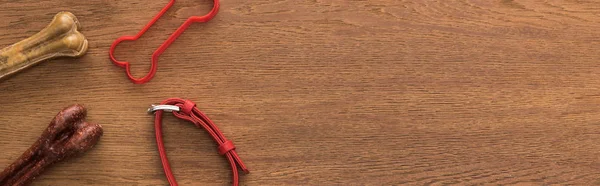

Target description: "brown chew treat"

left=0, top=11, right=88, bottom=80
left=0, top=105, right=103, bottom=186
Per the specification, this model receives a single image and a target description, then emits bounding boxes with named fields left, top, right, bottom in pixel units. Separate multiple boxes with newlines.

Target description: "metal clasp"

left=147, top=105, right=180, bottom=114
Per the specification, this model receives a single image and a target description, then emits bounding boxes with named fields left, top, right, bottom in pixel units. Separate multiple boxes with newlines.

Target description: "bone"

left=0, top=105, right=103, bottom=186
left=0, top=11, right=88, bottom=81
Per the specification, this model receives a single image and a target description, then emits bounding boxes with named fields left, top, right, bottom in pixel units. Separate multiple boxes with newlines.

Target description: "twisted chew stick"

left=0, top=11, right=88, bottom=80
left=0, top=105, right=103, bottom=186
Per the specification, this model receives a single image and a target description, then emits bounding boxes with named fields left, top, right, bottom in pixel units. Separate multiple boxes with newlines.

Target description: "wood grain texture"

left=1, top=0, right=600, bottom=185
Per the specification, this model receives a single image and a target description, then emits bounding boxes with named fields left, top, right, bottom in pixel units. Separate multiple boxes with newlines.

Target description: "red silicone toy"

left=109, top=0, right=220, bottom=84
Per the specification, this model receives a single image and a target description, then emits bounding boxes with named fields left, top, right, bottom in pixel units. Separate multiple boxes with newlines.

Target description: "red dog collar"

left=149, top=98, right=248, bottom=186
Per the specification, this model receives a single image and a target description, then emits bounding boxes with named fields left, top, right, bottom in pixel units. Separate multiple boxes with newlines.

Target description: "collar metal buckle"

left=147, top=105, right=180, bottom=114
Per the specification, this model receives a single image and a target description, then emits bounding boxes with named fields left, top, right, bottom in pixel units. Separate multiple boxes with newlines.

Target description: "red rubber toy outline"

left=109, top=0, right=220, bottom=84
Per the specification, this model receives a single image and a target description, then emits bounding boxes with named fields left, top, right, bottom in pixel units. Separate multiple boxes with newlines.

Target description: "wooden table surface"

left=1, top=0, right=600, bottom=185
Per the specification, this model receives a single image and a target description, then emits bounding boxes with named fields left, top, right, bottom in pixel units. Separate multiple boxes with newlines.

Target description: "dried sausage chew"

left=0, top=104, right=102, bottom=186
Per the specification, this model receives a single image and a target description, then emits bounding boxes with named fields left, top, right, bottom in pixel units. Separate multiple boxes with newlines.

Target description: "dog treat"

left=0, top=105, right=102, bottom=186
left=0, top=11, right=88, bottom=81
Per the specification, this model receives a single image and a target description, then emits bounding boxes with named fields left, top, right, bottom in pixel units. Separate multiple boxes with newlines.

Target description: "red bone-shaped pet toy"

left=109, top=0, right=220, bottom=84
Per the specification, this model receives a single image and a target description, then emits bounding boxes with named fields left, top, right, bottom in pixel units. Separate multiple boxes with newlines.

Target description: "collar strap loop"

left=218, top=140, right=236, bottom=155
left=152, top=98, right=248, bottom=186
left=180, top=99, right=195, bottom=115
